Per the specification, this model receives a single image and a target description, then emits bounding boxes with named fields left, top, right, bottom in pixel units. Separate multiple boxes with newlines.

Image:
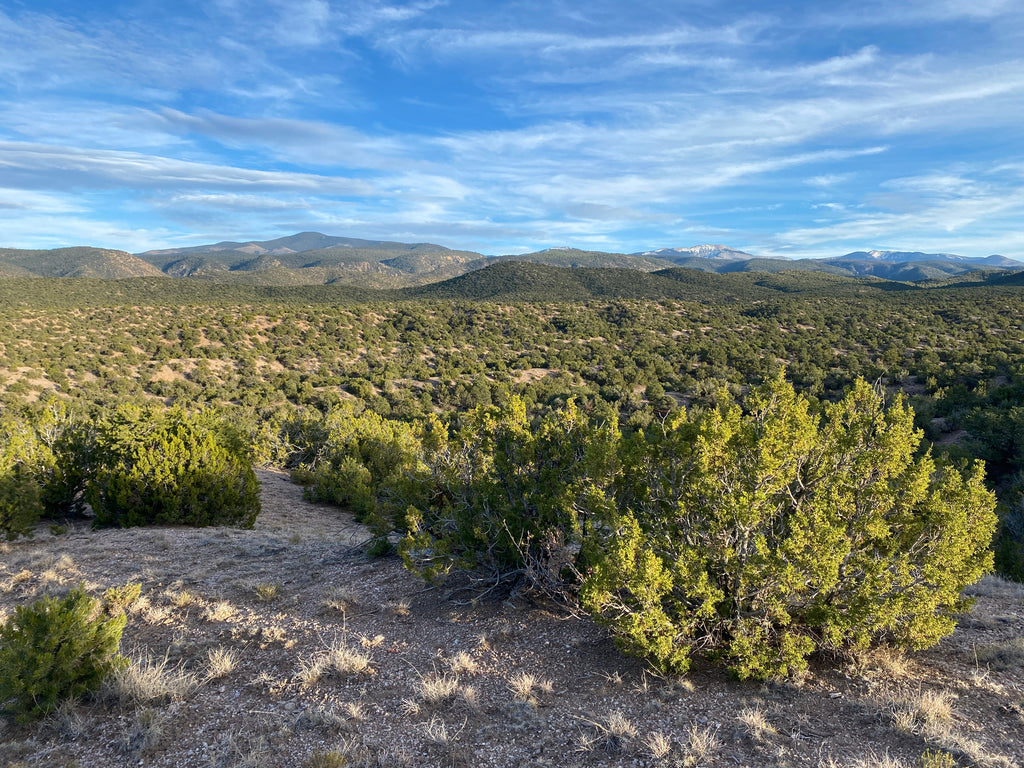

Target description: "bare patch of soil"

left=1, top=470, right=1021, bottom=767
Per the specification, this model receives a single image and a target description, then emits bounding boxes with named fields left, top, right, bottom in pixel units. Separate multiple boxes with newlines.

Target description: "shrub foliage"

left=285, top=401, right=421, bottom=522
left=0, top=586, right=129, bottom=721
left=0, top=402, right=92, bottom=539
left=580, top=376, right=997, bottom=678
left=398, top=396, right=619, bottom=591
left=87, top=406, right=260, bottom=528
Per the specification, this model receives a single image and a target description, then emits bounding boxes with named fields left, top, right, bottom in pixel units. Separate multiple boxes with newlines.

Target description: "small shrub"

left=251, top=582, right=281, bottom=602
left=918, top=750, right=957, bottom=768
left=0, top=586, right=127, bottom=721
left=102, top=583, right=142, bottom=615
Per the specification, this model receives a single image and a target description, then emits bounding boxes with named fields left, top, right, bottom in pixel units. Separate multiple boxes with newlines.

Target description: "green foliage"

left=0, top=402, right=91, bottom=539
left=87, top=406, right=260, bottom=528
left=2, top=275, right=1023, bottom=580
left=993, top=480, right=1024, bottom=582
left=102, top=582, right=143, bottom=615
left=0, top=586, right=128, bottom=722
left=580, top=375, right=998, bottom=679
left=285, top=401, right=422, bottom=523
left=398, top=396, right=620, bottom=594
left=0, top=415, right=45, bottom=539
left=918, top=750, right=957, bottom=768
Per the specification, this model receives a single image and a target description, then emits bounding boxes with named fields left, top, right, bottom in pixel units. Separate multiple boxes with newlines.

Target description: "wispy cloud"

left=0, top=141, right=378, bottom=194
left=0, top=2, right=1021, bottom=257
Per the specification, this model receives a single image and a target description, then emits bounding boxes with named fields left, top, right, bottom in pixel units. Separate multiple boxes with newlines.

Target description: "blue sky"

left=1, top=0, right=1023, bottom=258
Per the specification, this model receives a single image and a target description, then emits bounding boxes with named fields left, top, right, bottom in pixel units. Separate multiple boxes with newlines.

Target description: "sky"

left=1, top=1, right=1023, bottom=259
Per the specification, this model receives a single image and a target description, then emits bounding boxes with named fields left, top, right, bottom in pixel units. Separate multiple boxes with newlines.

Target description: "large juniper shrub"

left=87, top=406, right=260, bottom=528
left=580, top=375, right=998, bottom=679
left=397, top=396, right=620, bottom=595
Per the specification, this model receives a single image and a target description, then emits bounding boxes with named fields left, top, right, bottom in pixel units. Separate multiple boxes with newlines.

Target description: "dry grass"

left=416, top=671, right=460, bottom=707
left=297, top=641, right=372, bottom=685
left=889, top=689, right=954, bottom=739
left=118, top=707, right=167, bottom=757
left=643, top=730, right=673, bottom=759
left=577, top=710, right=638, bottom=755
left=164, top=588, right=199, bottom=608
left=683, top=723, right=720, bottom=766
left=603, top=710, right=638, bottom=739
left=507, top=670, right=552, bottom=703
left=447, top=650, right=479, bottom=675
left=305, top=750, right=348, bottom=768
left=848, top=751, right=909, bottom=768
left=738, top=705, right=777, bottom=740
left=43, top=698, right=86, bottom=741
left=203, top=599, right=238, bottom=622
left=385, top=598, right=410, bottom=616
left=974, top=637, right=1024, bottom=671
left=461, top=685, right=483, bottom=715
left=105, top=654, right=201, bottom=706
left=422, top=714, right=466, bottom=746
left=322, top=586, right=360, bottom=615
left=848, top=645, right=913, bottom=679
left=205, top=646, right=237, bottom=679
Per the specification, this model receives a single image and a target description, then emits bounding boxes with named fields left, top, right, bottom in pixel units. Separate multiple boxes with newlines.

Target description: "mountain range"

left=0, top=233, right=1019, bottom=287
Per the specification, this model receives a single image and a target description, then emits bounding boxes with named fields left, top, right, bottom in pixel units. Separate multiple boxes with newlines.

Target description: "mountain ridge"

left=0, top=233, right=1020, bottom=286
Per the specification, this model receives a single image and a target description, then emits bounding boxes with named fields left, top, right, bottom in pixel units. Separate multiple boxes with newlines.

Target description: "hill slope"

left=0, top=247, right=165, bottom=279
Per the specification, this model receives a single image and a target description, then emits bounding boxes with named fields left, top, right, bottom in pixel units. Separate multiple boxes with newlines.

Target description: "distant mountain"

left=138, top=232, right=488, bottom=287
left=0, top=247, right=164, bottom=279
left=635, top=244, right=763, bottom=262
left=500, top=248, right=675, bottom=271
left=836, top=250, right=1022, bottom=267
left=1, top=233, right=1021, bottom=287
left=139, top=232, right=391, bottom=258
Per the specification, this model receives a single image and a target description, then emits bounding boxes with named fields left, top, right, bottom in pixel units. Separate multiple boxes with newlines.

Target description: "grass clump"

left=975, top=638, right=1024, bottom=671
left=0, top=585, right=127, bottom=722
left=298, top=641, right=372, bottom=685
left=104, top=654, right=200, bottom=706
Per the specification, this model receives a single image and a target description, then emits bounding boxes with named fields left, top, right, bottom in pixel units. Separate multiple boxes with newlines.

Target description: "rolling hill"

left=0, top=247, right=165, bottom=279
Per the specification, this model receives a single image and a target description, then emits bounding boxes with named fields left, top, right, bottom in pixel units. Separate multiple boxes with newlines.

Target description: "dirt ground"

left=1, top=469, right=1022, bottom=768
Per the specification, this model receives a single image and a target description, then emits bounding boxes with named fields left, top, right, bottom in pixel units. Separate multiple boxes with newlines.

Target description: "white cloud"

left=0, top=141, right=379, bottom=195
